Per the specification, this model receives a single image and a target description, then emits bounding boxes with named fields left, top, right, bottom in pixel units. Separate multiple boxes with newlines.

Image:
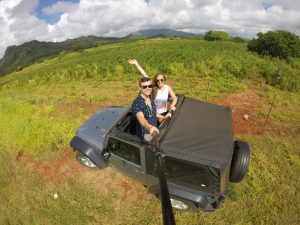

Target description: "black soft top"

left=160, top=95, right=233, bottom=169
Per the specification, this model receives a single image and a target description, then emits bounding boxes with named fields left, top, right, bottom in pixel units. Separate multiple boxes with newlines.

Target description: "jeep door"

left=107, top=136, right=147, bottom=184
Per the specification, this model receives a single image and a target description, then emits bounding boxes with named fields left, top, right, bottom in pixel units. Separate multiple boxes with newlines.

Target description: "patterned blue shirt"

left=131, top=95, right=157, bottom=139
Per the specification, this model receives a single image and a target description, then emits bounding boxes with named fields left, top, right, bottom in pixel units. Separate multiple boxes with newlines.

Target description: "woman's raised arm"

left=128, top=59, right=149, bottom=78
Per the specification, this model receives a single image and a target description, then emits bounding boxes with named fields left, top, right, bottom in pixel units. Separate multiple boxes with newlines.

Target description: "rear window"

left=162, top=157, right=212, bottom=191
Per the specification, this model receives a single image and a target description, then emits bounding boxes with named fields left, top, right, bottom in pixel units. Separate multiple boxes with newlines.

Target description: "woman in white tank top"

left=128, top=59, right=177, bottom=123
left=155, top=83, right=169, bottom=114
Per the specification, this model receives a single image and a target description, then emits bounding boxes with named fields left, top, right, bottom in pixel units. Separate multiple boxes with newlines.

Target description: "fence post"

left=206, top=80, right=210, bottom=101
left=263, top=95, right=276, bottom=127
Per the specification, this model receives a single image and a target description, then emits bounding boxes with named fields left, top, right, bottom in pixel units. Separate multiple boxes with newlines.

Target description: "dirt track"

left=23, top=88, right=297, bottom=191
left=215, top=88, right=266, bottom=135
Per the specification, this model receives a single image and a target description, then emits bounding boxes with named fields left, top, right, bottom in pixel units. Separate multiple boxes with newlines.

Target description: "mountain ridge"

left=0, top=35, right=118, bottom=76
left=132, top=28, right=199, bottom=37
left=0, top=29, right=200, bottom=76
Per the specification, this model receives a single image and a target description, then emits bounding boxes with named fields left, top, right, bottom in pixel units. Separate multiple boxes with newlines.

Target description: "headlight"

left=170, top=198, right=189, bottom=210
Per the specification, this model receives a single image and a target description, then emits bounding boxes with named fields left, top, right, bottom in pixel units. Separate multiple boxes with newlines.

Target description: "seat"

left=117, top=113, right=137, bottom=135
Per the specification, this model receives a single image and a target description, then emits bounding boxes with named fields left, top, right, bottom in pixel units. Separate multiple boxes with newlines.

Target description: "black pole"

left=206, top=80, right=210, bottom=101
left=155, top=141, right=176, bottom=225
left=263, top=95, right=276, bottom=127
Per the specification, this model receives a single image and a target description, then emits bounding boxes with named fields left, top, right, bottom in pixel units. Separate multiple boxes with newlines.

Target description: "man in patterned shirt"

left=131, top=77, right=159, bottom=139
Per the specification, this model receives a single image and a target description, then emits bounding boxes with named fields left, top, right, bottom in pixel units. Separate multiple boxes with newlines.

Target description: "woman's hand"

left=128, top=59, right=138, bottom=65
left=128, top=59, right=149, bottom=77
left=165, top=112, right=172, bottom=119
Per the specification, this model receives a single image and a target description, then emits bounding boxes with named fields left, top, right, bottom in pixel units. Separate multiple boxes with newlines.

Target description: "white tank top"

left=155, top=85, right=169, bottom=114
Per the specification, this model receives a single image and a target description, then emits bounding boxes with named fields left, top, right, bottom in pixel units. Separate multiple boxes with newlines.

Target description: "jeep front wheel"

left=76, top=151, right=99, bottom=169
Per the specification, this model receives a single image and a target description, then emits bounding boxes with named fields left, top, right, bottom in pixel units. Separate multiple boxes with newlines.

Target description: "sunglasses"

left=156, top=79, right=164, bottom=83
left=141, top=85, right=152, bottom=89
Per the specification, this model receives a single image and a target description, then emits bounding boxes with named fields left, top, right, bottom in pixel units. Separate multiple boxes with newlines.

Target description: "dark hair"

left=139, top=77, right=151, bottom=86
left=152, top=72, right=166, bottom=98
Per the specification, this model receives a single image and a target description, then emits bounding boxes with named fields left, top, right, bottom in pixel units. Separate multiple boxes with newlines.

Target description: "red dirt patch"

left=29, top=88, right=266, bottom=183
left=26, top=88, right=298, bottom=193
left=215, top=88, right=300, bottom=137
left=26, top=148, right=84, bottom=182
left=214, top=89, right=267, bottom=135
left=117, top=177, right=145, bottom=201
left=26, top=148, right=146, bottom=199
left=54, top=99, right=113, bottom=118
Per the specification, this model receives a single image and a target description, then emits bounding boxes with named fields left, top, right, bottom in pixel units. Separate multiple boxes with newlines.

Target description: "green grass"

left=1, top=39, right=299, bottom=92
left=1, top=134, right=299, bottom=224
left=0, top=96, right=80, bottom=155
left=262, top=88, right=300, bottom=122
left=0, top=38, right=299, bottom=225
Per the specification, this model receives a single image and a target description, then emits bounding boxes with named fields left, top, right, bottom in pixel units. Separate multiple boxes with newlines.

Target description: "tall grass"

left=1, top=39, right=299, bottom=92
left=0, top=135, right=299, bottom=224
left=0, top=38, right=299, bottom=225
left=0, top=97, right=81, bottom=155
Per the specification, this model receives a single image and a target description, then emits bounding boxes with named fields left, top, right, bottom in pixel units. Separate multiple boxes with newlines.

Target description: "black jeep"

left=70, top=94, right=250, bottom=212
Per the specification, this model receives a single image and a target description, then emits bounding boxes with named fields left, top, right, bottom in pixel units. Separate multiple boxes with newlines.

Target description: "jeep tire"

left=76, top=151, right=99, bottom=169
left=229, top=140, right=250, bottom=183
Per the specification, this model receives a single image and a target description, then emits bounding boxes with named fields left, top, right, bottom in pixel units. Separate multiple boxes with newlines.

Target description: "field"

left=0, top=38, right=299, bottom=225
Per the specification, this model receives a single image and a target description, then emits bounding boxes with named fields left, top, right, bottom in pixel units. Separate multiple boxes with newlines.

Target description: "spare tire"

left=229, top=140, right=250, bottom=183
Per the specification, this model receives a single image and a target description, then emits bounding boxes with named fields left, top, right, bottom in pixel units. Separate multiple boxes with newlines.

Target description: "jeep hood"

left=160, top=96, right=234, bottom=169
left=75, top=107, right=127, bottom=153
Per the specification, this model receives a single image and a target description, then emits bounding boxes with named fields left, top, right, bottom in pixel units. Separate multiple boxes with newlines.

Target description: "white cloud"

left=265, top=0, right=300, bottom=10
left=0, top=0, right=50, bottom=57
left=48, top=0, right=152, bottom=39
left=0, top=0, right=300, bottom=58
left=42, top=1, right=77, bottom=15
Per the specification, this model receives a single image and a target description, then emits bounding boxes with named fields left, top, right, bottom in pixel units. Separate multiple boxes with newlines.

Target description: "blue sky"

left=262, top=2, right=272, bottom=10
left=35, top=0, right=149, bottom=24
left=1, top=0, right=300, bottom=58
left=34, top=0, right=79, bottom=24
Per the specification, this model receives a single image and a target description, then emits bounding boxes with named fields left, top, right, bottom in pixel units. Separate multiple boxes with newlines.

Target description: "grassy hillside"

left=0, top=36, right=119, bottom=76
left=0, top=38, right=299, bottom=225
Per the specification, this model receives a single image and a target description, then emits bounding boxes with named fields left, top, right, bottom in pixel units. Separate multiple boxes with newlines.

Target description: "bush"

left=204, top=30, right=229, bottom=41
left=231, top=36, right=246, bottom=43
left=248, top=30, right=300, bottom=59
left=72, top=43, right=86, bottom=52
left=59, top=51, right=67, bottom=59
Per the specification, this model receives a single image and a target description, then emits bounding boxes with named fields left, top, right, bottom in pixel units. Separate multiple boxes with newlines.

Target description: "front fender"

left=70, top=136, right=108, bottom=168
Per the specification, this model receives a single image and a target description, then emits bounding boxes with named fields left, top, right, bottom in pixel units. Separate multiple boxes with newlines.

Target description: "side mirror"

left=103, top=152, right=110, bottom=160
left=109, top=142, right=120, bottom=151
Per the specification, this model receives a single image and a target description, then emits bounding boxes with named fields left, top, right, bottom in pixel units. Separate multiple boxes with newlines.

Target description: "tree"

left=231, top=36, right=246, bottom=43
left=58, top=51, right=67, bottom=60
left=72, top=43, right=86, bottom=52
left=204, top=30, right=229, bottom=41
left=247, top=30, right=300, bottom=59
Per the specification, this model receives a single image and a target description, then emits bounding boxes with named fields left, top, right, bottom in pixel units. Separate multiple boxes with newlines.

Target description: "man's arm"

left=136, top=111, right=159, bottom=134
left=128, top=59, right=149, bottom=78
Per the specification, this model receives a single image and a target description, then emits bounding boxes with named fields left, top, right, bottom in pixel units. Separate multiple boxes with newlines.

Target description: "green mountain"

left=0, top=29, right=200, bottom=76
left=132, top=28, right=200, bottom=37
left=0, top=35, right=118, bottom=76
